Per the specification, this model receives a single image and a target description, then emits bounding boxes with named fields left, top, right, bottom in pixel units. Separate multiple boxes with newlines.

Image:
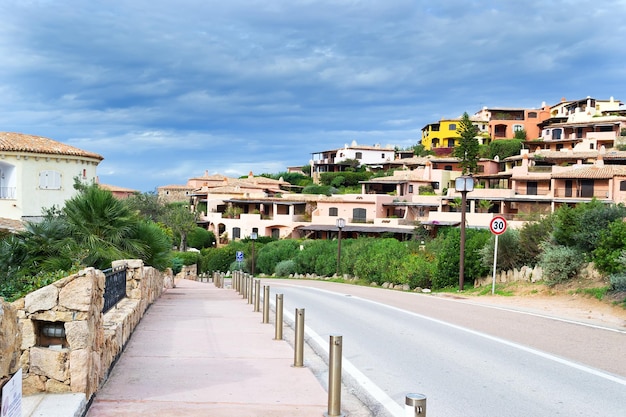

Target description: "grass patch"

left=570, top=286, right=609, bottom=301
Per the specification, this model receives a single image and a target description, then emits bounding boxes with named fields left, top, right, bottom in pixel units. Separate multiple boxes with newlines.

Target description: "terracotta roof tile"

left=551, top=166, right=626, bottom=179
left=0, top=132, right=103, bottom=160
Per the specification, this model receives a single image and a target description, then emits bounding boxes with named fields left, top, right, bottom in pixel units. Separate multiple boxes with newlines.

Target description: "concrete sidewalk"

left=85, top=278, right=328, bottom=417
left=23, top=278, right=330, bottom=417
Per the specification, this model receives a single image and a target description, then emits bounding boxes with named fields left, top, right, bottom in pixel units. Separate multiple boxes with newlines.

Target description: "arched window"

left=352, top=208, right=367, bottom=223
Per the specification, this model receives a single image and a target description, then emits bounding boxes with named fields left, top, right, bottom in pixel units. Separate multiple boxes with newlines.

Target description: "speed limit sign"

left=489, top=216, right=507, bottom=235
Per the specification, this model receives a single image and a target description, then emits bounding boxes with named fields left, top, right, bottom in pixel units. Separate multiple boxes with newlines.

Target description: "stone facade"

left=0, top=260, right=171, bottom=401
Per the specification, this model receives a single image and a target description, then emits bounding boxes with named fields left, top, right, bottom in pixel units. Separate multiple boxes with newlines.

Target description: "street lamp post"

left=455, top=175, right=474, bottom=291
left=250, top=232, right=258, bottom=276
left=336, top=218, right=346, bottom=276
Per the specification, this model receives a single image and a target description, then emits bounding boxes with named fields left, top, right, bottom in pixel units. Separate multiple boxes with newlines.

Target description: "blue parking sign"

left=236, top=251, right=244, bottom=262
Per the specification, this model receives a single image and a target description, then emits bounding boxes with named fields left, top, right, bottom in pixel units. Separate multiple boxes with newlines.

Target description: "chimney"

left=596, top=154, right=604, bottom=168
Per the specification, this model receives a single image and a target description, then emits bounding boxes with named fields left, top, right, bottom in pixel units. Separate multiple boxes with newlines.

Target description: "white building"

left=0, top=132, right=103, bottom=228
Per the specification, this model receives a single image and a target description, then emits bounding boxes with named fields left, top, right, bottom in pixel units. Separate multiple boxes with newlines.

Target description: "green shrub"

left=229, top=260, right=246, bottom=272
left=294, top=239, right=337, bottom=276
left=518, top=215, right=553, bottom=266
left=432, top=228, right=490, bottom=289
left=187, top=227, right=216, bottom=249
left=351, top=239, right=410, bottom=285
left=302, top=185, right=335, bottom=196
left=173, top=251, right=200, bottom=266
left=538, top=244, right=584, bottom=285
left=171, top=257, right=184, bottom=275
left=256, top=240, right=301, bottom=275
left=202, top=243, right=246, bottom=273
left=275, top=260, right=297, bottom=276
left=400, top=254, right=435, bottom=288
left=479, top=229, right=523, bottom=272
left=593, top=220, right=626, bottom=274
left=609, top=272, right=626, bottom=292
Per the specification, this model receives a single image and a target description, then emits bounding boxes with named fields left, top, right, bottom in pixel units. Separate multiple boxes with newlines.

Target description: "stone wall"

left=474, top=265, right=543, bottom=287
left=0, top=300, right=21, bottom=392
left=0, top=260, right=171, bottom=401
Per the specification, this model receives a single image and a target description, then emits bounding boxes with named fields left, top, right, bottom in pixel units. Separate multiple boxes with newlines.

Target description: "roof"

left=298, top=224, right=415, bottom=234
left=0, top=132, right=103, bottom=160
left=158, top=184, right=194, bottom=190
left=99, top=184, right=138, bottom=193
left=551, top=166, right=626, bottom=179
left=224, top=198, right=307, bottom=206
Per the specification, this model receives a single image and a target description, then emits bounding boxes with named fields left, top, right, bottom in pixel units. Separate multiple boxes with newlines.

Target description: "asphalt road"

left=263, top=279, right=626, bottom=417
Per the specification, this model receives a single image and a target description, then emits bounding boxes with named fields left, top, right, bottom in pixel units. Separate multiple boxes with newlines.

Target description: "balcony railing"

left=0, top=187, right=16, bottom=199
left=102, top=264, right=128, bottom=313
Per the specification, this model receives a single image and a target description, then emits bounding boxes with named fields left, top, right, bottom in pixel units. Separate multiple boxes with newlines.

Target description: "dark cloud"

left=0, top=0, right=624, bottom=191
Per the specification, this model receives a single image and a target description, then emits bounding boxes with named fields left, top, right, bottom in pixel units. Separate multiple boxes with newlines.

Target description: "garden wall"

left=0, top=260, right=172, bottom=401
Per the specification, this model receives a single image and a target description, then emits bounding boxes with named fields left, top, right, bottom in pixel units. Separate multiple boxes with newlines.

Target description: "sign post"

left=236, top=251, right=244, bottom=270
left=489, top=216, right=507, bottom=295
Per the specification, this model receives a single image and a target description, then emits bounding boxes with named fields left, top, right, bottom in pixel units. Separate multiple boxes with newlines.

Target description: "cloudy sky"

left=1, top=0, right=625, bottom=192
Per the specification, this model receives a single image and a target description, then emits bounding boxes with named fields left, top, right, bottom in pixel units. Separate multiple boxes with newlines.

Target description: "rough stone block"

left=22, top=374, right=46, bottom=395
left=65, top=321, right=91, bottom=350
left=30, top=346, right=69, bottom=381
left=0, top=301, right=21, bottom=377
left=20, top=319, right=36, bottom=350
left=69, top=349, right=90, bottom=394
left=59, top=276, right=94, bottom=312
left=46, top=378, right=71, bottom=393
left=25, top=286, right=59, bottom=314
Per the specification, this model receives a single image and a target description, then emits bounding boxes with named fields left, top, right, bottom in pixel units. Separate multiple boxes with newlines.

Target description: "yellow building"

left=420, top=118, right=489, bottom=152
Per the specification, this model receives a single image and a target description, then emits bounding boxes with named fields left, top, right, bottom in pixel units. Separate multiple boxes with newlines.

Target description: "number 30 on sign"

left=489, top=216, right=507, bottom=235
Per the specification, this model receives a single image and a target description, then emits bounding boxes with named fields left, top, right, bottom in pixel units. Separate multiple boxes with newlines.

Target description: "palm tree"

left=63, top=184, right=149, bottom=269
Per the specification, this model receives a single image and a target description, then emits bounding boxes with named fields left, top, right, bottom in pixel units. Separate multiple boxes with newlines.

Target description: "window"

left=355, top=152, right=362, bottom=159
left=513, top=125, right=524, bottom=132
left=581, top=180, right=594, bottom=197
left=271, top=228, right=280, bottom=239
left=447, top=139, right=455, bottom=147
left=527, top=181, right=538, bottom=196
left=408, top=185, right=413, bottom=193
left=352, top=208, right=367, bottom=223
left=620, top=181, right=626, bottom=191
left=552, top=129, right=562, bottom=140
left=232, top=227, right=241, bottom=239
left=329, top=207, right=338, bottom=216
left=528, top=112, right=537, bottom=118
left=444, top=165, right=453, bottom=171
left=448, top=124, right=456, bottom=130
left=381, top=153, right=385, bottom=159
left=252, top=227, right=259, bottom=234
left=432, top=182, right=440, bottom=190
left=39, top=170, right=62, bottom=190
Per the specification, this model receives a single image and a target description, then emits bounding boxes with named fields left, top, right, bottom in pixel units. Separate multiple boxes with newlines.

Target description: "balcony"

left=0, top=187, right=16, bottom=199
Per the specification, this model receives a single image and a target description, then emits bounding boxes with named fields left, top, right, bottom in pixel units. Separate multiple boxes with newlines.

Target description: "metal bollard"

left=262, top=285, right=270, bottom=323
left=294, top=308, right=305, bottom=367
left=248, top=275, right=254, bottom=304
left=242, top=274, right=248, bottom=299
left=326, top=335, right=344, bottom=417
left=405, top=393, right=427, bottom=416
left=274, top=294, right=283, bottom=340
left=254, top=280, right=261, bottom=312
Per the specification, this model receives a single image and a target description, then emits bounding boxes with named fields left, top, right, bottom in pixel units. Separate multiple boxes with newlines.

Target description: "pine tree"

left=453, top=112, right=480, bottom=174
